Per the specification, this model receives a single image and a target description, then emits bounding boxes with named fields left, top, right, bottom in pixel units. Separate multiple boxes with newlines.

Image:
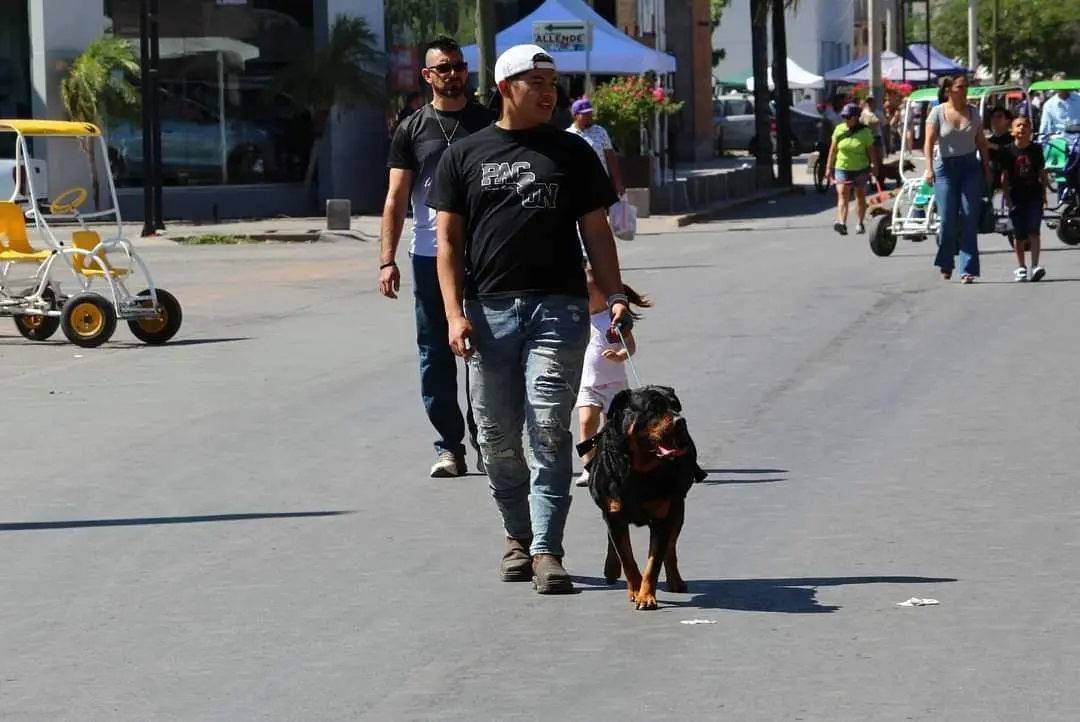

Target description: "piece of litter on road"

left=897, top=597, right=939, bottom=607
left=680, top=619, right=717, bottom=625
left=73, top=354, right=83, bottom=359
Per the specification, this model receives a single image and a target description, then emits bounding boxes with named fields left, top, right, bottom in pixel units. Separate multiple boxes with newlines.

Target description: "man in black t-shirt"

left=1001, top=115, right=1049, bottom=281
left=379, top=36, right=495, bottom=478
left=427, top=44, right=631, bottom=595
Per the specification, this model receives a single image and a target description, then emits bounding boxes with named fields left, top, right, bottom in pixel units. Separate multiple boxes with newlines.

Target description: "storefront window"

left=104, top=0, right=315, bottom=187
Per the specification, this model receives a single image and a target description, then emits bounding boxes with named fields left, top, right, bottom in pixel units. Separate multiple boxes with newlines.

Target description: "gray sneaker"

left=430, top=451, right=466, bottom=478
left=500, top=538, right=532, bottom=581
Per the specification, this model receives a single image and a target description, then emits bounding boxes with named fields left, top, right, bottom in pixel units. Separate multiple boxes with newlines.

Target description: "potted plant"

left=590, top=76, right=683, bottom=188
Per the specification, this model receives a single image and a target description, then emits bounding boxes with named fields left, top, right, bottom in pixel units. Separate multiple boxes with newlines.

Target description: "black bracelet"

left=380, top=261, right=397, bottom=270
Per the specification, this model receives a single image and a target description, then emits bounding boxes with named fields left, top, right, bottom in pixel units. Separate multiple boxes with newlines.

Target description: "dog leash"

left=613, top=325, right=644, bottom=388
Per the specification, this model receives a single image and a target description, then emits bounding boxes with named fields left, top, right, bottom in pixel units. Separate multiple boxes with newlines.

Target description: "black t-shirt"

left=1002, top=142, right=1045, bottom=203
left=386, top=102, right=495, bottom=255
left=426, top=123, right=618, bottom=300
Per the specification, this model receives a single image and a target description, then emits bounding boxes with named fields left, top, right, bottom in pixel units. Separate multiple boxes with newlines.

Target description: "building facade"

left=712, top=0, right=855, bottom=87
left=16, top=0, right=385, bottom=222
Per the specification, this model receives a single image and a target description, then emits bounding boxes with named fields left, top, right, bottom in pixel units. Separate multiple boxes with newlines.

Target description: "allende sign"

left=531, top=21, right=594, bottom=53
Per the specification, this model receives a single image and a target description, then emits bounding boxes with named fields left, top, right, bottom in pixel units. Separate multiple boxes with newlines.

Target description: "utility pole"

left=476, top=1, right=496, bottom=107
left=991, top=0, right=999, bottom=83
left=967, top=0, right=977, bottom=78
left=868, top=0, right=882, bottom=109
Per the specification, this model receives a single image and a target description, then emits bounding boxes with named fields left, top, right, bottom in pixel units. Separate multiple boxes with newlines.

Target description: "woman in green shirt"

left=825, top=103, right=881, bottom=235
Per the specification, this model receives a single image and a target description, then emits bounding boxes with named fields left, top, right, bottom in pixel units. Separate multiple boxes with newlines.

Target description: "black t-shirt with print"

left=1002, top=142, right=1045, bottom=203
left=386, top=103, right=495, bottom=249
left=426, top=123, right=617, bottom=300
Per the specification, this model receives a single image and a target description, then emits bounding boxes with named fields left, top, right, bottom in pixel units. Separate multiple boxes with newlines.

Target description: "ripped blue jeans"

left=464, top=295, right=589, bottom=558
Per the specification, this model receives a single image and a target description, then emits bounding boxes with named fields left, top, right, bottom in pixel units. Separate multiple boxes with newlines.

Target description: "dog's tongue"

left=656, top=444, right=683, bottom=457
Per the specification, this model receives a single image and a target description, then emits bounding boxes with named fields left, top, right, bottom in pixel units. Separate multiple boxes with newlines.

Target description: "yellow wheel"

left=60, top=292, right=117, bottom=348
left=13, top=285, right=60, bottom=341
left=127, top=288, right=182, bottom=344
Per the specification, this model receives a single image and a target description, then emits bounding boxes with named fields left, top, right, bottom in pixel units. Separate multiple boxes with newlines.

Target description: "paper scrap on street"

left=680, top=619, right=718, bottom=625
left=896, top=597, right=940, bottom=607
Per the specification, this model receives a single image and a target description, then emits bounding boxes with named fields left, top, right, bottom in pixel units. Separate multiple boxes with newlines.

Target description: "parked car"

left=715, top=95, right=823, bottom=157
left=750, top=103, right=823, bottom=157
left=713, top=95, right=755, bottom=155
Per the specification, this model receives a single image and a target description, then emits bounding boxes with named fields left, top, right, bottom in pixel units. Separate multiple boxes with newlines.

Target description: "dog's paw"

left=634, top=590, right=659, bottom=610
left=667, top=578, right=688, bottom=594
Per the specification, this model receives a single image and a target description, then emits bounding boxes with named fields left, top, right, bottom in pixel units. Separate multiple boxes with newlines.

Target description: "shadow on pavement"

left=572, top=574, right=957, bottom=613
left=699, top=467, right=788, bottom=485
left=621, top=264, right=715, bottom=272
left=703, top=185, right=836, bottom=223
left=0, top=510, right=354, bottom=532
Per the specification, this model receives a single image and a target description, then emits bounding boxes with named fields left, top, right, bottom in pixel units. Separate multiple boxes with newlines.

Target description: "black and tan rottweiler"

left=577, top=385, right=707, bottom=610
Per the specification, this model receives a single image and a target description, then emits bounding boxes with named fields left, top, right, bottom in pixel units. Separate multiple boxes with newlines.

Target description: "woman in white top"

left=575, top=267, right=652, bottom=486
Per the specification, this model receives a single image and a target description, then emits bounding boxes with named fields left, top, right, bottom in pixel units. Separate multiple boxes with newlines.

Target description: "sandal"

left=941, top=270, right=952, bottom=280
left=833, top=221, right=848, bottom=235
left=961, top=274, right=975, bottom=284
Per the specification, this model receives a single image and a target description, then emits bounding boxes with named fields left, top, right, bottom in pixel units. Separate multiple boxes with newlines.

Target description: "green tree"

left=929, top=0, right=1080, bottom=80
left=59, top=35, right=141, bottom=210
left=710, top=0, right=729, bottom=66
left=277, top=14, right=385, bottom=187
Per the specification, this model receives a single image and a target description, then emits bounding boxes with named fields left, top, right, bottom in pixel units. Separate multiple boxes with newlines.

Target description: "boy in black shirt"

left=380, top=37, right=495, bottom=478
left=1001, top=115, right=1049, bottom=281
left=427, top=44, right=631, bottom=594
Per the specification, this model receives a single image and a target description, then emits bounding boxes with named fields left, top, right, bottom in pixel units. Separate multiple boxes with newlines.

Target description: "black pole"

left=749, top=0, right=772, bottom=171
left=925, top=0, right=931, bottom=85
left=149, top=0, right=164, bottom=230
left=138, top=0, right=154, bottom=237
left=772, top=0, right=793, bottom=187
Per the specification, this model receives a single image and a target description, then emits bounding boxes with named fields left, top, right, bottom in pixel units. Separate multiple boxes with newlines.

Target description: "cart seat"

left=70, top=230, right=128, bottom=277
left=0, top=202, right=52, bottom=262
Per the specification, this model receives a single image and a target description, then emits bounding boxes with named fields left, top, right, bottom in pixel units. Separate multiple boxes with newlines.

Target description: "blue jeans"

left=933, top=153, right=983, bottom=277
left=465, top=295, right=589, bottom=557
left=412, top=254, right=477, bottom=457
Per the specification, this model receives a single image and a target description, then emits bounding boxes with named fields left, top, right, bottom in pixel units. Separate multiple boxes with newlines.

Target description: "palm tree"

left=277, top=14, right=385, bottom=188
left=749, top=0, right=798, bottom=183
left=59, top=35, right=141, bottom=210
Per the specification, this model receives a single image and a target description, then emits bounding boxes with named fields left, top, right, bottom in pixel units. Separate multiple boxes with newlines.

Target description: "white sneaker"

left=1014, top=267, right=1028, bottom=282
left=856, top=222, right=866, bottom=234
left=575, top=470, right=590, bottom=487
left=1030, top=265, right=1046, bottom=282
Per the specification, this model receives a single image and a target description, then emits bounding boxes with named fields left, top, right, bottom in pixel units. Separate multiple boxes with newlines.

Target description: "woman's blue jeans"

left=933, top=153, right=983, bottom=277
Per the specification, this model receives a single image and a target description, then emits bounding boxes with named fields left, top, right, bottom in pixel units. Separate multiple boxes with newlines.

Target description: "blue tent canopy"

left=460, top=0, right=677, bottom=75
left=905, top=43, right=968, bottom=75
left=823, top=44, right=967, bottom=82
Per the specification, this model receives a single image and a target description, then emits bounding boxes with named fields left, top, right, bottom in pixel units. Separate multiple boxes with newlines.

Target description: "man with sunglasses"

left=380, top=36, right=494, bottom=478
left=428, top=45, right=630, bottom=595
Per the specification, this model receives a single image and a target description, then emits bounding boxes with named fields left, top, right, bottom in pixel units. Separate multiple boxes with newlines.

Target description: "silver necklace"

left=431, top=104, right=460, bottom=145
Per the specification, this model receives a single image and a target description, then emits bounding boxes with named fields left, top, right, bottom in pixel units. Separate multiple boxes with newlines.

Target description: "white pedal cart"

left=867, top=85, right=1025, bottom=257
left=0, top=120, right=181, bottom=347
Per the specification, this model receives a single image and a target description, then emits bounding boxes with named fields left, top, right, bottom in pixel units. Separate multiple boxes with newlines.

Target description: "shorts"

left=575, top=380, right=629, bottom=412
left=835, top=167, right=870, bottom=185
left=1008, top=199, right=1044, bottom=239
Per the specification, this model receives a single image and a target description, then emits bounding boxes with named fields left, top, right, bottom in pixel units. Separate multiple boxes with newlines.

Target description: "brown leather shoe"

left=500, top=537, right=532, bottom=582
left=532, top=554, right=573, bottom=594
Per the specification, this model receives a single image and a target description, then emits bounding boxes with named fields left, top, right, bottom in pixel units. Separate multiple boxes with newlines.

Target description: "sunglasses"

left=427, top=61, right=468, bottom=75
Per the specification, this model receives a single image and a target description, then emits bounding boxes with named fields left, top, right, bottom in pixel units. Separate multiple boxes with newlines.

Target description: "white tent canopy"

left=459, top=0, right=676, bottom=75
left=745, top=58, right=824, bottom=91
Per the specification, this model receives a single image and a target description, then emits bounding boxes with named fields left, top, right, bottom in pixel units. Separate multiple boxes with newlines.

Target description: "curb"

left=673, top=186, right=804, bottom=227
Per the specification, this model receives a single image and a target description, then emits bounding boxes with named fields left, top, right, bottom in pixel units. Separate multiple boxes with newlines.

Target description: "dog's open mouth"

left=652, top=438, right=687, bottom=458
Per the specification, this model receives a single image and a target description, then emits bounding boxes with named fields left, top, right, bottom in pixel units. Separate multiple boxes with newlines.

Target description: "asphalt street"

left=2, top=190, right=1080, bottom=721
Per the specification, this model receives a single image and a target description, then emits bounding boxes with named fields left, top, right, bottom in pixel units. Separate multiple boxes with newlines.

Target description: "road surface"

left=1, top=192, right=1078, bottom=721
